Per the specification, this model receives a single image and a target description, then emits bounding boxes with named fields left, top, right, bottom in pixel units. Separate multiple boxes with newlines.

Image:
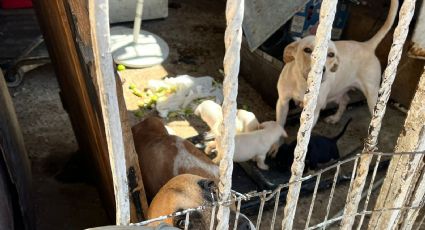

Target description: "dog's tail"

left=365, top=0, right=399, bottom=50
left=332, top=117, right=353, bottom=142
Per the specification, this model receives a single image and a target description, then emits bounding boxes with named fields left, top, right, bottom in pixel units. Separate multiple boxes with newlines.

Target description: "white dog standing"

left=275, top=0, right=398, bottom=130
left=206, top=121, right=287, bottom=170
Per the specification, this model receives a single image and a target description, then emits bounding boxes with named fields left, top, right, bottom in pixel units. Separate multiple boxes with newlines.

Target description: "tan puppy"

left=132, top=117, right=219, bottom=201
left=206, top=121, right=287, bottom=170
left=276, top=0, right=398, bottom=128
left=148, top=174, right=255, bottom=229
left=194, top=100, right=259, bottom=134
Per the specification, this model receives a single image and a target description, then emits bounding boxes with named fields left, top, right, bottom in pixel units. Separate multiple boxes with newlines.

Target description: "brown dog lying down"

left=132, top=117, right=219, bottom=202
left=148, top=174, right=255, bottom=230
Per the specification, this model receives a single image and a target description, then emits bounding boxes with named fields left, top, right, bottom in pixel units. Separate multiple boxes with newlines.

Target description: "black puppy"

left=273, top=118, right=352, bottom=172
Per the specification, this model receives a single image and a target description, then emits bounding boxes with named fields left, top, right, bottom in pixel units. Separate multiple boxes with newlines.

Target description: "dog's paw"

left=324, top=115, right=341, bottom=124
left=256, top=162, right=270, bottom=170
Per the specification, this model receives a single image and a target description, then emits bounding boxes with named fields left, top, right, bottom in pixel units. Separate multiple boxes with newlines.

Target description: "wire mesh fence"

left=131, top=151, right=425, bottom=229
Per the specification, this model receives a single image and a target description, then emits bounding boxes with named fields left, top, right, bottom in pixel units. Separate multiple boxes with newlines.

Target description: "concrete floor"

left=1, top=1, right=417, bottom=229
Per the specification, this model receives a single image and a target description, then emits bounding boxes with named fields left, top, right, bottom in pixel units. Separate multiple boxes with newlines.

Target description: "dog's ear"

left=330, top=56, right=339, bottom=72
left=283, top=41, right=299, bottom=63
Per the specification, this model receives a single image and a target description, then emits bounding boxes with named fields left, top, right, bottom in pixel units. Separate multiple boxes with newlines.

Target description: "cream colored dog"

left=276, top=0, right=398, bottom=129
left=206, top=121, right=287, bottom=170
left=194, top=100, right=260, bottom=135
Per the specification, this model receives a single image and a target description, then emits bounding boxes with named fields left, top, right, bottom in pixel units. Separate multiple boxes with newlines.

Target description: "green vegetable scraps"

left=134, top=110, right=144, bottom=118
left=129, top=83, right=136, bottom=90
left=117, top=64, right=126, bottom=71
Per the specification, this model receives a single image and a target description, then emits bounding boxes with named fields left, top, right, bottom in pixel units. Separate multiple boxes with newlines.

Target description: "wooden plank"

left=115, top=73, right=149, bottom=222
left=33, top=0, right=116, bottom=220
left=0, top=154, right=14, bottom=230
left=89, top=0, right=130, bottom=224
left=0, top=70, right=34, bottom=229
left=65, top=0, right=148, bottom=221
left=34, top=0, right=148, bottom=222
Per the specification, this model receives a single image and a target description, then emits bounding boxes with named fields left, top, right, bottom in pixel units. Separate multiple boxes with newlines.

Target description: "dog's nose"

left=237, top=215, right=256, bottom=230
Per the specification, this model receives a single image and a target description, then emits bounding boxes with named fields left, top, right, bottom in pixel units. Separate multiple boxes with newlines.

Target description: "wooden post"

left=0, top=70, right=35, bottom=230
left=89, top=0, right=130, bottom=224
left=33, top=0, right=148, bottom=222
left=368, top=66, right=425, bottom=229
left=65, top=0, right=148, bottom=221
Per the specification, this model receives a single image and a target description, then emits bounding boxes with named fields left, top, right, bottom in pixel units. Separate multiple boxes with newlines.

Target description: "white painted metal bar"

left=322, top=165, right=340, bottom=229
left=270, top=187, right=282, bottom=230
left=216, top=0, right=244, bottom=229
left=304, top=174, right=322, bottom=229
left=281, top=0, right=338, bottom=228
left=356, top=155, right=382, bottom=229
left=90, top=0, right=130, bottom=225
left=340, top=0, right=416, bottom=228
left=209, top=203, right=217, bottom=230
left=184, top=212, right=190, bottom=230
left=133, top=0, right=144, bottom=42
left=255, top=193, right=267, bottom=229
left=232, top=199, right=242, bottom=230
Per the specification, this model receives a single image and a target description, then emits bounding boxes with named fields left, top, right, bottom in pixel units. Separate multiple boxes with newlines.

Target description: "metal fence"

left=130, top=151, right=425, bottom=229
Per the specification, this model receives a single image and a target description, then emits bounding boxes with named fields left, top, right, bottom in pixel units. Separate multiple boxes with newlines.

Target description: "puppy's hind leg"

left=255, top=154, right=269, bottom=170
left=325, top=94, right=350, bottom=124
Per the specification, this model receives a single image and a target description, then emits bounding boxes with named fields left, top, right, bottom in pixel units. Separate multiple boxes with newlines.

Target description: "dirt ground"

left=4, top=0, right=416, bottom=229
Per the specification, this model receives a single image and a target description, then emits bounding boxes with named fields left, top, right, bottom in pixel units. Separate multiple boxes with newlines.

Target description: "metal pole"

left=281, top=0, right=338, bottom=229
left=216, top=0, right=244, bottom=229
left=133, top=0, right=144, bottom=43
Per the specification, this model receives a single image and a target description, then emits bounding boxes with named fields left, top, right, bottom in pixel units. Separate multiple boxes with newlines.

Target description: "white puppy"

left=236, top=109, right=260, bottom=132
left=205, top=121, right=287, bottom=170
left=275, top=0, right=398, bottom=129
left=195, top=100, right=260, bottom=134
left=194, top=100, right=223, bottom=135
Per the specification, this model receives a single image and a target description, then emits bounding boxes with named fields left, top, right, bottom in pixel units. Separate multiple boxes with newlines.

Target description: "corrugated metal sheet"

left=243, top=0, right=309, bottom=51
